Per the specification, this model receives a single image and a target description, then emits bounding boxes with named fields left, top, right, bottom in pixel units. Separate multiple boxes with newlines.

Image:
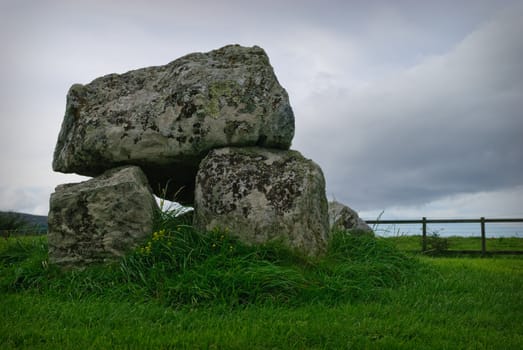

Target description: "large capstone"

left=328, top=201, right=373, bottom=234
left=52, top=44, right=295, bottom=203
left=193, top=147, right=329, bottom=256
left=48, top=166, right=158, bottom=267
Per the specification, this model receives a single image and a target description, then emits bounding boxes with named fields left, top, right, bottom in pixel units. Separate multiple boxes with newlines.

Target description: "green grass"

left=1, top=228, right=522, bottom=349
left=1, top=228, right=420, bottom=307
left=385, top=235, right=523, bottom=252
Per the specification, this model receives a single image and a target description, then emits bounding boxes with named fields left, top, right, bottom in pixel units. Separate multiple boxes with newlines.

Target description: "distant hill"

left=17, top=212, right=48, bottom=229
left=0, top=211, right=48, bottom=234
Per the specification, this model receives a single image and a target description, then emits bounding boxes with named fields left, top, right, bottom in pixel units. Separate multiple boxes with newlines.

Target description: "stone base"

left=48, top=166, right=158, bottom=267
left=194, top=147, right=329, bottom=256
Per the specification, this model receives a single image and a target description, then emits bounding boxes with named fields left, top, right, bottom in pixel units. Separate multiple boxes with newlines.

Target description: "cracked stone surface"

left=52, top=45, right=295, bottom=203
left=48, top=166, right=158, bottom=267
left=193, top=147, right=329, bottom=256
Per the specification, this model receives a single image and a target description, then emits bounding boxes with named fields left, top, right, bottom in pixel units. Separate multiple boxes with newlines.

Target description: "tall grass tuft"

left=0, top=236, right=49, bottom=291
left=305, top=229, right=422, bottom=303
left=118, top=224, right=308, bottom=307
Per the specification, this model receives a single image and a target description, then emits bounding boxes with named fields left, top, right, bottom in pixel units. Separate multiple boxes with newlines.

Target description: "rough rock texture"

left=48, top=166, right=158, bottom=267
left=193, top=147, right=329, bottom=256
left=53, top=45, right=295, bottom=203
left=328, top=201, right=373, bottom=233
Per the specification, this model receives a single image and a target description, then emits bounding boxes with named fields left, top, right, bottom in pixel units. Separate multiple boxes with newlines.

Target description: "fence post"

left=422, top=217, right=427, bottom=252
left=480, top=217, right=486, bottom=256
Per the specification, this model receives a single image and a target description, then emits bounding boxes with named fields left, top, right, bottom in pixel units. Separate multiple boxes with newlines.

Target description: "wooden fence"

left=365, top=217, right=523, bottom=255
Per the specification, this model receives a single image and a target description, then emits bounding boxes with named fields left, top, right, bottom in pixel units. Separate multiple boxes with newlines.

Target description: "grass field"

left=384, top=235, right=523, bottom=253
left=1, top=230, right=522, bottom=349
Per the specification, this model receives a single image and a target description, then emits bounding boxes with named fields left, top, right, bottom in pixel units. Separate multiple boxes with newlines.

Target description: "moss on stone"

left=206, top=81, right=239, bottom=118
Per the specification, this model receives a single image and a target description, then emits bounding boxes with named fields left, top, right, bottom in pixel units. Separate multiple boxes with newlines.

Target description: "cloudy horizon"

left=1, top=0, right=522, bottom=220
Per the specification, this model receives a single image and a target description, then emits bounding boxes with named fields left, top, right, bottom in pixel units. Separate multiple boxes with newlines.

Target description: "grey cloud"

left=294, top=5, right=523, bottom=211
left=0, top=186, right=50, bottom=215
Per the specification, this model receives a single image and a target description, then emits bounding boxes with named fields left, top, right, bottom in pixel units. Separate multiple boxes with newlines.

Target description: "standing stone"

left=52, top=44, right=295, bottom=203
left=328, top=201, right=373, bottom=234
left=193, top=147, right=329, bottom=256
left=48, top=166, right=158, bottom=267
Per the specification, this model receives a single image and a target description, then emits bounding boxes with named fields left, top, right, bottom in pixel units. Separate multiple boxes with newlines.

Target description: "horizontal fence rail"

left=366, top=218, right=523, bottom=224
left=365, top=217, right=523, bottom=255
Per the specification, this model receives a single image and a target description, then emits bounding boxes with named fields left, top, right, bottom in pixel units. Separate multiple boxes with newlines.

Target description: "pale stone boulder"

left=328, top=201, right=373, bottom=234
left=48, top=166, right=158, bottom=267
left=52, top=44, right=295, bottom=203
left=193, top=147, right=329, bottom=256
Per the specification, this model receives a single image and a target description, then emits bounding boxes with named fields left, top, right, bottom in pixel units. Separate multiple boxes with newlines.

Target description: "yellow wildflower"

left=152, top=229, right=166, bottom=241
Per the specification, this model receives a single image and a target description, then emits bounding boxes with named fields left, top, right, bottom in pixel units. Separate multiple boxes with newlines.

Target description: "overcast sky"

left=1, top=0, right=522, bottom=219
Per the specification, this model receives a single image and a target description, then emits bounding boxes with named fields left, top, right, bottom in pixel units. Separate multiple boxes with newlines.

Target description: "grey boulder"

left=193, top=147, right=329, bottom=256
left=53, top=44, right=295, bottom=203
left=48, top=166, right=158, bottom=267
left=328, top=201, right=373, bottom=234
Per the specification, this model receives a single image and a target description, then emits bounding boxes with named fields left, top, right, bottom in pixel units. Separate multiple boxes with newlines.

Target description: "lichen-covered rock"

left=193, top=147, right=329, bottom=256
left=328, top=201, right=373, bottom=234
left=48, top=166, right=158, bottom=267
left=52, top=44, right=295, bottom=203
